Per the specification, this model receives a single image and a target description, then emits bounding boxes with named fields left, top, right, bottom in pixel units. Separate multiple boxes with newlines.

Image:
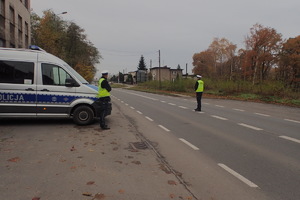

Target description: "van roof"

left=0, top=47, right=69, bottom=66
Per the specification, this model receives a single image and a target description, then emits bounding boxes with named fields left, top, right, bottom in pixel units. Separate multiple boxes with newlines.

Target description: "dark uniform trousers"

left=96, top=96, right=111, bottom=128
left=196, top=92, right=203, bottom=111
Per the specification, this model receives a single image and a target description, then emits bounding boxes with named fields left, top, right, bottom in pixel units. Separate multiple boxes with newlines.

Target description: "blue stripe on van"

left=0, top=92, right=35, bottom=103
left=0, top=92, right=97, bottom=104
left=36, top=94, right=98, bottom=104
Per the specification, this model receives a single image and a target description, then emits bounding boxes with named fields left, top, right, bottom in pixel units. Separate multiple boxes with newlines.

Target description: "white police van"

left=0, top=46, right=110, bottom=125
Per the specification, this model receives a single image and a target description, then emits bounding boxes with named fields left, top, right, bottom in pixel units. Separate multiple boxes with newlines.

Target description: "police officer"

left=97, top=70, right=112, bottom=130
left=194, top=75, right=204, bottom=112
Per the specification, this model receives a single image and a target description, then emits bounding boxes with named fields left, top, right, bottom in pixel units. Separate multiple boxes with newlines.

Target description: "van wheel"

left=73, top=106, right=94, bottom=125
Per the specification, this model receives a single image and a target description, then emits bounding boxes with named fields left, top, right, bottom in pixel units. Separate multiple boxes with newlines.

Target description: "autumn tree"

left=243, top=23, right=282, bottom=84
left=192, top=50, right=215, bottom=77
left=73, top=63, right=96, bottom=83
left=33, top=10, right=67, bottom=56
left=208, top=37, right=237, bottom=80
left=31, top=9, right=101, bottom=82
left=278, top=35, right=300, bottom=90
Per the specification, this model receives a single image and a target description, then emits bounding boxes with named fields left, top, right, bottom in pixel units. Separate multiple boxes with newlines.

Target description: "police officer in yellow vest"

left=194, top=75, right=204, bottom=112
left=97, top=70, right=112, bottom=130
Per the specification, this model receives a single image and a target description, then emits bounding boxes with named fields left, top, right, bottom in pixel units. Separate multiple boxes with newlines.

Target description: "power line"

left=99, top=48, right=157, bottom=57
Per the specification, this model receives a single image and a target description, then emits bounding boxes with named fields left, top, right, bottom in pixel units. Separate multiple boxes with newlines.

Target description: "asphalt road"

left=0, top=105, right=195, bottom=200
left=112, top=88, right=300, bottom=200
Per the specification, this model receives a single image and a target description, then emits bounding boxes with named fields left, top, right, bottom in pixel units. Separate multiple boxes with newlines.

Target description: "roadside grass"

left=111, top=83, right=128, bottom=88
left=123, top=79, right=300, bottom=107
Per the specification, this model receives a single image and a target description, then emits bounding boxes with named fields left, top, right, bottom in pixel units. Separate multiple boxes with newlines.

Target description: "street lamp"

left=57, top=11, right=68, bottom=16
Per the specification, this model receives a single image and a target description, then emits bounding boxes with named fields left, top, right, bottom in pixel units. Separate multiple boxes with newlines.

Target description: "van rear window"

left=0, top=61, right=34, bottom=84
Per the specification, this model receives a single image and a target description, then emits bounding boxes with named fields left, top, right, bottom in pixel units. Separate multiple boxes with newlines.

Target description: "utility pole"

left=186, top=63, right=188, bottom=79
left=159, top=50, right=161, bottom=89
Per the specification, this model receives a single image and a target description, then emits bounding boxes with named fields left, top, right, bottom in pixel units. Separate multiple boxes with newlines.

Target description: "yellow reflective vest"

left=97, top=78, right=110, bottom=98
left=196, top=80, right=204, bottom=92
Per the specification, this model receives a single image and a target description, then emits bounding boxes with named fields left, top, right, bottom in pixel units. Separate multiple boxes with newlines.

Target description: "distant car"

left=0, top=46, right=111, bottom=125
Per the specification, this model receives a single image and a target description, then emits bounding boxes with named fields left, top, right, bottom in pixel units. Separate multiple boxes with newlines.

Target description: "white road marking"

left=179, top=106, right=188, bottom=109
left=161, top=101, right=166, bottom=103
left=284, top=119, right=300, bottom=124
left=233, top=108, right=245, bottom=112
left=121, top=101, right=124, bottom=103
left=279, top=136, right=300, bottom=144
left=136, top=111, right=142, bottom=114
left=158, top=125, right=170, bottom=132
left=203, top=102, right=210, bottom=105
left=215, top=105, right=224, bottom=108
left=130, top=106, right=135, bottom=110
left=128, top=92, right=158, bottom=101
left=125, top=103, right=129, bottom=106
left=211, top=115, right=228, bottom=120
left=238, top=123, right=263, bottom=131
left=179, top=138, right=199, bottom=150
left=218, top=163, right=259, bottom=188
left=255, top=113, right=270, bottom=117
left=145, top=116, right=153, bottom=121
left=168, top=103, right=176, bottom=106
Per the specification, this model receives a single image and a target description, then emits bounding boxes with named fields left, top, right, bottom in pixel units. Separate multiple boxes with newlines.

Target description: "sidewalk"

left=0, top=103, right=194, bottom=200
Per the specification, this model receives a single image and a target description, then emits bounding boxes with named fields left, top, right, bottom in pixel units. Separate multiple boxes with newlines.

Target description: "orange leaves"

left=73, top=63, right=96, bottom=83
left=7, top=157, right=20, bottom=162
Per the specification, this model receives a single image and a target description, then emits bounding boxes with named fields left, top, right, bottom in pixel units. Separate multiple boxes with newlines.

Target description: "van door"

left=0, top=60, right=37, bottom=116
left=36, top=63, right=77, bottom=117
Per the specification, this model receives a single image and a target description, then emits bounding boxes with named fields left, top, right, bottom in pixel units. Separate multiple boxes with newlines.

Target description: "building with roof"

left=0, top=0, right=31, bottom=48
left=150, top=66, right=183, bottom=82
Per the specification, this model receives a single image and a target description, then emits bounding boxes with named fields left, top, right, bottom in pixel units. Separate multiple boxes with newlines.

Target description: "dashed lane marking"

left=218, top=163, right=259, bottom=188
left=284, top=119, right=300, bottom=124
left=145, top=116, right=154, bottom=121
left=179, top=138, right=199, bottom=150
left=255, top=113, right=270, bottom=117
left=238, top=123, right=263, bottom=131
left=136, top=111, right=142, bottom=114
left=215, top=105, right=224, bottom=108
left=233, top=108, right=245, bottom=112
left=211, top=115, right=228, bottom=120
left=179, top=106, right=188, bottom=109
left=127, top=92, right=158, bottom=101
left=158, top=125, right=170, bottom=132
left=279, top=136, right=300, bottom=144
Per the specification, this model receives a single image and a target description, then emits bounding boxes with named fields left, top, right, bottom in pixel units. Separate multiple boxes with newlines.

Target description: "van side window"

left=41, top=63, right=72, bottom=86
left=0, top=61, right=34, bottom=84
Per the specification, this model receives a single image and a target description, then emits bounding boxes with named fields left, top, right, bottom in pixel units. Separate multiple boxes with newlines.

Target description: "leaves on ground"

left=87, top=181, right=95, bottom=185
left=118, top=189, right=125, bottom=194
left=70, top=145, right=76, bottom=151
left=82, top=192, right=92, bottom=196
left=7, top=157, right=20, bottom=162
left=93, top=193, right=106, bottom=200
left=131, top=161, right=141, bottom=165
left=168, top=180, right=177, bottom=185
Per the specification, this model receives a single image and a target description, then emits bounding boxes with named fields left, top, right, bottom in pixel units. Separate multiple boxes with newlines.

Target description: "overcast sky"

left=31, top=0, right=299, bottom=76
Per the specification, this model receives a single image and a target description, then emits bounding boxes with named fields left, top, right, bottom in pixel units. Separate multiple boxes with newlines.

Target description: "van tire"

left=73, top=105, right=94, bottom=125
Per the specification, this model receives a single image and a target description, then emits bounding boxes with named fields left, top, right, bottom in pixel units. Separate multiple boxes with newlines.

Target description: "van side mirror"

left=65, top=78, right=79, bottom=87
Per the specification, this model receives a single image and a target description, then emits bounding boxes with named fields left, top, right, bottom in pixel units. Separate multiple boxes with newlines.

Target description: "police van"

left=0, top=46, right=110, bottom=125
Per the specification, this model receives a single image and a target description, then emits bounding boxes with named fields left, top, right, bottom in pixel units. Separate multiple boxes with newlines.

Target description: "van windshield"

left=64, top=64, right=89, bottom=84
